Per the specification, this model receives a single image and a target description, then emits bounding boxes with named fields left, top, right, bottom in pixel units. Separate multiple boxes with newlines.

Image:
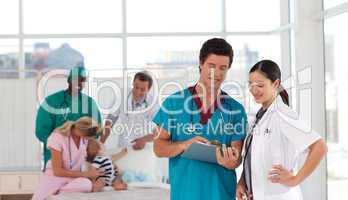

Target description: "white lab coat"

left=246, top=96, right=321, bottom=200
left=108, top=92, right=159, bottom=148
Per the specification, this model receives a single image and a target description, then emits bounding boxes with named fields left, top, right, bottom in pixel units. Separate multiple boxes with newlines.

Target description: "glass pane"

left=226, top=35, right=281, bottom=112
left=226, top=0, right=280, bottom=31
left=226, top=35, right=281, bottom=83
left=24, top=38, right=123, bottom=73
left=0, top=39, right=19, bottom=79
left=325, top=13, right=348, bottom=200
left=0, top=0, right=19, bottom=34
left=127, top=37, right=212, bottom=97
left=23, top=0, right=122, bottom=34
left=324, top=0, right=348, bottom=9
left=127, top=0, right=222, bottom=32
left=127, top=37, right=209, bottom=68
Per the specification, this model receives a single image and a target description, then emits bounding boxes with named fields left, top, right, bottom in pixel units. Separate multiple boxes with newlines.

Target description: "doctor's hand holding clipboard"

left=216, top=144, right=240, bottom=169
left=180, top=139, right=240, bottom=166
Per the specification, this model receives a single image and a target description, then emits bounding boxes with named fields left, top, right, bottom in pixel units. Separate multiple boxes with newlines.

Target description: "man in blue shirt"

left=153, top=38, right=247, bottom=200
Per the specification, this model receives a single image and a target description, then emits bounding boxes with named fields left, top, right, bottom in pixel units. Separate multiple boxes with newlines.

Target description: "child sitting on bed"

left=86, top=138, right=128, bottom=191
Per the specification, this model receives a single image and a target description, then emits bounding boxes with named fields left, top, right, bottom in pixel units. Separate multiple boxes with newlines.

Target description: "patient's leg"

left=32, top=175, right=70, bottom=200
left=59, top=177, right=93, bottom=193
left=92, top=178, right=106, bottom=192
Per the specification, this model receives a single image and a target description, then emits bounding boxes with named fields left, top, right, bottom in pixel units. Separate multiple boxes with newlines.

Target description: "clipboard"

left=181, top=142, right=219, bottom=164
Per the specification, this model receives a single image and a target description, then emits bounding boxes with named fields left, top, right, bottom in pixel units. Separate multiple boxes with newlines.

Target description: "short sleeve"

left=278, top=115, right=321, bottom=154
left=152, top=97, right=173, bottom=134
left=47, top=132, right=64, bottom=152
left=35, top=101, right=54, bottom=143
left=231, top=105, right=248, bottom=141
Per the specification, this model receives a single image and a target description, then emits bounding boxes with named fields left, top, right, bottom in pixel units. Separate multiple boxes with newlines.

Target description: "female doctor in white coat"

left=236, top=60, right=327, bottom=200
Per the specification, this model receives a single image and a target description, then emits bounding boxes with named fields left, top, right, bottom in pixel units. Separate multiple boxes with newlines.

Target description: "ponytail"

left=278, top=85, right=289, bottom=106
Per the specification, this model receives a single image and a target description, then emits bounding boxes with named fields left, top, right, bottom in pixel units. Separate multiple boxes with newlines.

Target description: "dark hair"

left=249, top=59, right=289, bottom=106
left=199, top=38, right=234, bottom=68
left=133, top=71, right=153, bottom=89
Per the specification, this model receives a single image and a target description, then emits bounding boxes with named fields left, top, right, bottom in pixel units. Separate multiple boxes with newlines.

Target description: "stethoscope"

left=67, top=134, right=86, bottom=169
left=68, top=136, right=73, bottom=169
left=186, top=95, right=232, bottom=133
left=242, top=108, right=267, bottom=195
left=243, top=108, right=268, bottom=154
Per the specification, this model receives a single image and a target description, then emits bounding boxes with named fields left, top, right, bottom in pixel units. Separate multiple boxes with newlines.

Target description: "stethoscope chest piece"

left=186, top=123, right=196, bottom=133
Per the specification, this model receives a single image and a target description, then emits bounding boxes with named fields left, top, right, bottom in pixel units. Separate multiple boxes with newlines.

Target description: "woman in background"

left=32, top=117, right=103, bottom=200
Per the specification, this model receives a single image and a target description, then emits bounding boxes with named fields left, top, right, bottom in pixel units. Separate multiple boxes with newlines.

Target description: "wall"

left=0, top=79, right=41, bottom=170
left=294, top=0, right=327, bottom=199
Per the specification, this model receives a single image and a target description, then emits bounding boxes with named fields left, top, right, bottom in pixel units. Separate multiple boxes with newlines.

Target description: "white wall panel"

left=0, top=79, right=41, bottom=170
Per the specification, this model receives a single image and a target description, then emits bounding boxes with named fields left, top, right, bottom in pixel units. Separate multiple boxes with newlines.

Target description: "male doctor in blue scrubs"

left=153, top=38, right=248, bottom=200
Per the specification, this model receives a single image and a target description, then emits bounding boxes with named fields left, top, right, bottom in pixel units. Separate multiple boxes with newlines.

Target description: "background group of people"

left=33, top=67, right=157, bottom=200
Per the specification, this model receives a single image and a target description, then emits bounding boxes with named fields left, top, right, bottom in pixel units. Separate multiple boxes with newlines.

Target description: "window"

left=24, top=38, right=123, bottom=71
left=127, top=37, right=206, bottom=68
left=23, top=0, right=122, bottom=34
left=127, top=0, right=222, bottom=32
left=127, top=37, right=209, bottom=97
left=0, top=0, right=18, bottom=34
left=226, top=0, right=280, bottom=31
left=0, top=39, right=19, bottom=78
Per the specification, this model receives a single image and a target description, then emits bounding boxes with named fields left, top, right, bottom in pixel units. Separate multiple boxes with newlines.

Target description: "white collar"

left=128, top=93, right=147, bottom=106
left=256, top=95, right=284, bottom=126
left=261, top=95, right=288, bottom=112
left=132, top=96, right=146, bottom=106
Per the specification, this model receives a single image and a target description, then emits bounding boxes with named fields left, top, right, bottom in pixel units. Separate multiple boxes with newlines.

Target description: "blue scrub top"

left=153, top=88, right=247, bottom=200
